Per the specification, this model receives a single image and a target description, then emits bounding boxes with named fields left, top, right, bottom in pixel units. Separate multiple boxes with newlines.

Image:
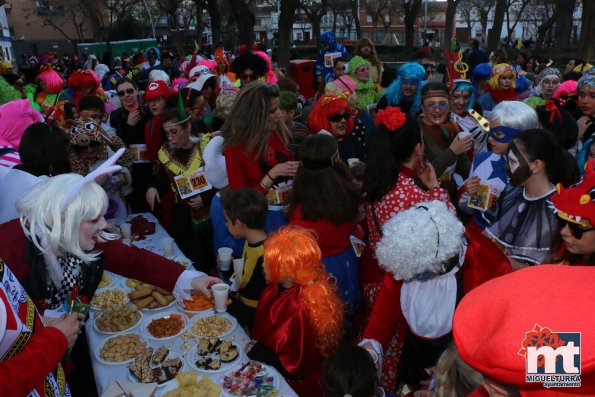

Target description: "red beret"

left=453, top=265, right=595, bottom=396
left=144, top=80, right=173, bottom=101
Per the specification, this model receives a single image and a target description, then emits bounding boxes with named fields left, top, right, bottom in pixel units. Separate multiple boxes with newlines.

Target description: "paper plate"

left=143, top=312, right=187, bottom=340
left=90, top=288, right=130, bottom=311
left=94, top=334, right=147, bottom=365
left=92, top=307, right=143, bottom=335
left=128, top=354, right=185, bottom=388
left=188, top=313, right=237, bottom=339
left=189, top=341, right=243, bottom=374
left=220, top=362, right=280, bottom=397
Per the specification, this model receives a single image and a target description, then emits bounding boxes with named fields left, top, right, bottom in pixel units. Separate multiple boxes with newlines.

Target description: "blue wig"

left=320, top=31, right=337, bottom=48
left=383, top=62, right=425, bottom=116
left=471, top=63, right=492, bottom=88
left=451, top=80, right=474, bottom=112
left=143, top=47, right=160, bottom=60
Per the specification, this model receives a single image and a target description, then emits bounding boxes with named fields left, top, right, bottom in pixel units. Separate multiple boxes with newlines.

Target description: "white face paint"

left=508, top=150, right=520, bottom=173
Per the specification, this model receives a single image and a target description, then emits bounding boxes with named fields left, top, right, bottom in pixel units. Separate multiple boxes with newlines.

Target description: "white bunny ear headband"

left=59, top=147, right=125, bottom=213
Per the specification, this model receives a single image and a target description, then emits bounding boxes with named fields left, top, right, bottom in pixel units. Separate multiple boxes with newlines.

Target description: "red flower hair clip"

left=374, top=106, right=407, bottom=131
left=543, top=99, right=562, bottom=124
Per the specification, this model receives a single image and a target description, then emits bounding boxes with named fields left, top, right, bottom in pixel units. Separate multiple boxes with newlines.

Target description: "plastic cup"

left=162, top=237, right=174, bottom=257
left=211, top=283, right=230, bottom=312
left=233, top=258, right=245, bottom=285
left=458, top=130, right=472, bottom=140
left=120, top=223, right=132, bottom=239
left=218, top=247, right=233, bottom=271
left=121, top=238, right=131, bottom=246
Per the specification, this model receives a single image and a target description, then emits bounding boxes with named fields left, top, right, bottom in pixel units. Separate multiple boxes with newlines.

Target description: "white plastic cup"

left=211, top=283, right=230, bottom=312
left=233, top=258, right=245, bottom=284
left=458, top=130, right=472, bottom=140
left=218, top=247, right=233, bottom=271
left=120, top=223, right=132, bottom=239
left=121, top=238, right=132, bottom=246
left=162, top=237, right=174, bottom=257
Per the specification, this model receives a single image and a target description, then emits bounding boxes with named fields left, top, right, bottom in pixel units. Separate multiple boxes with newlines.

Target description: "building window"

left=297, top=32, right=303, bottom=41
left=366, top=15, right=372, bottom=23
left=36, top=0, right=64, bottom=16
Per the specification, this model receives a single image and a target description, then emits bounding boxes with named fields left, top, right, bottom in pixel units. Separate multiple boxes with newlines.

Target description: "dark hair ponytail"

left=363, top=119, right=422, bottom=202
left=515, top=129, right=580, bottom=188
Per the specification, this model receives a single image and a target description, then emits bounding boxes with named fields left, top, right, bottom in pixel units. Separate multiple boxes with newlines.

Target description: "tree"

left=337, top=4, right=357, bottom=40
left=471, top=0, right=495, bottom=45
left=299, top=0, right=327, bottom=43
left=458, top=0, right=477, bottom=42
left=156, top=0, right=187, bottom=55
left=327, top=0, right=350, bottom=34
left=504, top=0, right=531, bottom=43
left=486, top=0, right=506, bottom=51
left=203, top=0, right=222, bottom=45
left=227, top=0, right=256, bottom=46
left=554, top=0, right=576, bottom=48
left=444, top=0, right=461, bottom=48
left=400, top=0, right=423, bottom=49
left=277, top=0, right=301, bottom=70
left=579, top=0, right=594, bottom=60
left=349, top=0, right=362, bottom=38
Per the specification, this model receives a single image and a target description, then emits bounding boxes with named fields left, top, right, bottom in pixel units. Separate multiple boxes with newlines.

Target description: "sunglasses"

left=241, top=73, right=257, bottom=81
left=402, top=78, right=418, bottom=86
left=328, top=112, right=350, bottom=122
left=117, top=88, right=135, bottom=97
left=424, top=64, right=436, bottom=72
left=561, top=219, right=595, bottom=240
left=356, top=67, right=369, bottom=72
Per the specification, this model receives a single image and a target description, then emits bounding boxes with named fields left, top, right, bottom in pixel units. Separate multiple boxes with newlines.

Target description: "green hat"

left=347, top=56, right=370, bottom=77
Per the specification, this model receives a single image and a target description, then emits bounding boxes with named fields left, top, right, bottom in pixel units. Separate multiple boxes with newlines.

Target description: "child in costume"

left=377, top=62, right=425, bottom=118
left=246, top=225, right=344, bottom=396
left=449, top=79, right=490, bottom=156
left=214, top=47, right=237, bottom=87
left=316, top=30, right=350, bottom=84
left=476, top=63, right=517, bottom=113
left=60, top=69, right=104, bottom=108
left=347, top=55, right=381, bottom=113
left=221, top=188, right=268, bottom=331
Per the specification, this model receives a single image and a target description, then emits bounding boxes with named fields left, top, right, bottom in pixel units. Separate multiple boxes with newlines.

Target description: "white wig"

left=17, top=173, right=112, bottom=265
left=376, top=200, right=464, bottom=281
left=488, top=101, right=538, bottom=131
left=149, top=69, right=171, bottom=85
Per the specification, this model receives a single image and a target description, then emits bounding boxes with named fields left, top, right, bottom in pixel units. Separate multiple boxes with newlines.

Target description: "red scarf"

left=144, top=114, right=164, bottom=162
left=485, top=86, right=517, bottom=104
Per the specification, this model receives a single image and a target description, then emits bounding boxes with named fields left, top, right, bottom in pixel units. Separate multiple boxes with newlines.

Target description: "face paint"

left=488, top=125, right=521, bottom=143
left=505, top=141, right=533, bottom=186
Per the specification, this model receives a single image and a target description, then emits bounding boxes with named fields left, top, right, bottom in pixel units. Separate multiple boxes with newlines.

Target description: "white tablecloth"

left=86, top=213, right=298, bottom=397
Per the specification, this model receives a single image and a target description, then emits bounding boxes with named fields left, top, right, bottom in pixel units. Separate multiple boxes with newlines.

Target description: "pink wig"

left=0, top=99, right=44, bottom=148
left=307, top=94, right=354, bottom=135
left=554, top=80, right=578, bottom=99
left=198, top=59, right=217, bottom=73
left=172, top=77, right=189, bottom=93
left=255, top=51, right=278, bottom=85
left=38, top=67, right=64, bottom=94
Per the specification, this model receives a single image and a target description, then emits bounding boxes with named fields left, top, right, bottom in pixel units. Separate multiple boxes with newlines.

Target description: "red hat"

left=453, top=265, right=595, bottom=396
left=144, top=80, right=173, bottom=101
left=551, top=160, right=595, bottom=227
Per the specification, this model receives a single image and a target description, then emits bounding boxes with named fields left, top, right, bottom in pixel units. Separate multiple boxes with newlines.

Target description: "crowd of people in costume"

left=0, top=31, right=594, bottom=397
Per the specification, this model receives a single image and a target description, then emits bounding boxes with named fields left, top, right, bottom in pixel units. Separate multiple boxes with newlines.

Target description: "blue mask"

left=488, top=125, right=521, bottom=143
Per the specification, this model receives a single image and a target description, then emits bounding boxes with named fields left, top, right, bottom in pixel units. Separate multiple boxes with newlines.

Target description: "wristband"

left=266, top=172, right=275, bottom=182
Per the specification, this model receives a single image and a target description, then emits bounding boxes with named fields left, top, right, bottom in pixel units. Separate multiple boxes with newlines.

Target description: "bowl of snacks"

left=176, top=292, right=213, bottom=314
left=128, top=346, right=184, bottom=387
left=127, top=279, right=176, bottom=311
left=190, top=337, right=242, bottom=373
left=93, top=304, right=142, bottom=334
left=97, top=272, right=116, bottom=289
left=91, top=288, right=130, bottom=311
left=160, top=372, right=221, bottom=397
left=189, top=314, right=237, bottom=339
left=144, top=313, right=187, bottom=340
left=94, top=333, right=147, bottom=365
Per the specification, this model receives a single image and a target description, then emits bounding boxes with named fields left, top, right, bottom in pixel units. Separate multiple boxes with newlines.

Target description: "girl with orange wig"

left=247, top=225, right=344, bottom=396
left=308, top=94, right=364, bottom=164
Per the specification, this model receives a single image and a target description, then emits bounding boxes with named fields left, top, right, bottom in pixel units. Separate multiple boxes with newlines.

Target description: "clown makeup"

left=355, top=66, right=370, bottom=82
left=401, top=79, right=418, bottom=97
left=505, top=141, right=533, bottom=186
left=498, top=73, right=514, bottom=90
left=578, top=85, right=595, bottom=117
left=79, top=214, right=107, bottom=252
left=450, top=88, right=471, bottom=115
left=422, top=97, right=450, bottom=126
left=541, top=76, right=560, bottom=99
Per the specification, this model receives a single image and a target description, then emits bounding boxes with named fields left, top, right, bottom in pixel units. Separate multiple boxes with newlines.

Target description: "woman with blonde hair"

left=355, top=37, right=384, bottom=86
left=222, top=81, right=300, bottom=231
left=246, top=225, right=344, bottom=396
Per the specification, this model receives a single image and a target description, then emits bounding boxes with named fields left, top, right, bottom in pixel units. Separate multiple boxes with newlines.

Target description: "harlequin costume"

left=454, top=265, right=595, bottom=396
left=477, top=63, right=518, bottom=112
left=150, top=133, right=215, bottom=271
left=0, top=259, right=71, bottom=397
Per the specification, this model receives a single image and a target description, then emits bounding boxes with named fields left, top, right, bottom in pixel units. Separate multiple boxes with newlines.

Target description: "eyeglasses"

left=423, top=103, right=449, bottom=110
left=561, top=219, right=595, bottom=240
left=117, top=88, right=135, bottom=97
left=328, top=112, right=350, bottom=122
left=190, top=104, right=206, bottom=112
left=424, top=64, right=436, bottom=72
left=241, top=73, right=257, bottom=82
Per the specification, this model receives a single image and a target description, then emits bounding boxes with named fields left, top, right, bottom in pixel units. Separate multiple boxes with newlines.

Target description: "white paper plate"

left=94, top=334, right=148, bottom=365
left=128, top=354, right=185, bottom=388
left=92, top=307, right=143, bottom=335
left=220, top=362, right=280, bottom=397
left=143, top=312, right=187, bottom=340
left=189, top=341, right=243, bottom=374
left=157, top=377, right=223, bottom=397
left=140, top=298, right=176, bottom=312
left=97, top=271, right=116, bottom=290
left=90, top=288, right=130, bottom=311
left=188, top=313, right=237, bottom=339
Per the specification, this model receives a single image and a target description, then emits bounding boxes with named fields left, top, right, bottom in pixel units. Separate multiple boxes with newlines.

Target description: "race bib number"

left=350, top=235, right=366, bottom=257
left=468, top=183, right=499, bottom=211
left=174, top=167, right=212, bottom=200
left=266, top=180, right=293, bottom=205
left=324, top=52, right=342, bottom=68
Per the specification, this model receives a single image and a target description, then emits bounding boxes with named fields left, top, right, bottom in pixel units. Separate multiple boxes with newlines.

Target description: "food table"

left=86, top=213, right=298, bottom=396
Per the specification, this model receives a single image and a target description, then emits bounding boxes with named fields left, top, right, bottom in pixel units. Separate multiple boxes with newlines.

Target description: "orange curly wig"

left=307, top=94, right=354, bottom=136
left=263, top=226, right=344, bottom=356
